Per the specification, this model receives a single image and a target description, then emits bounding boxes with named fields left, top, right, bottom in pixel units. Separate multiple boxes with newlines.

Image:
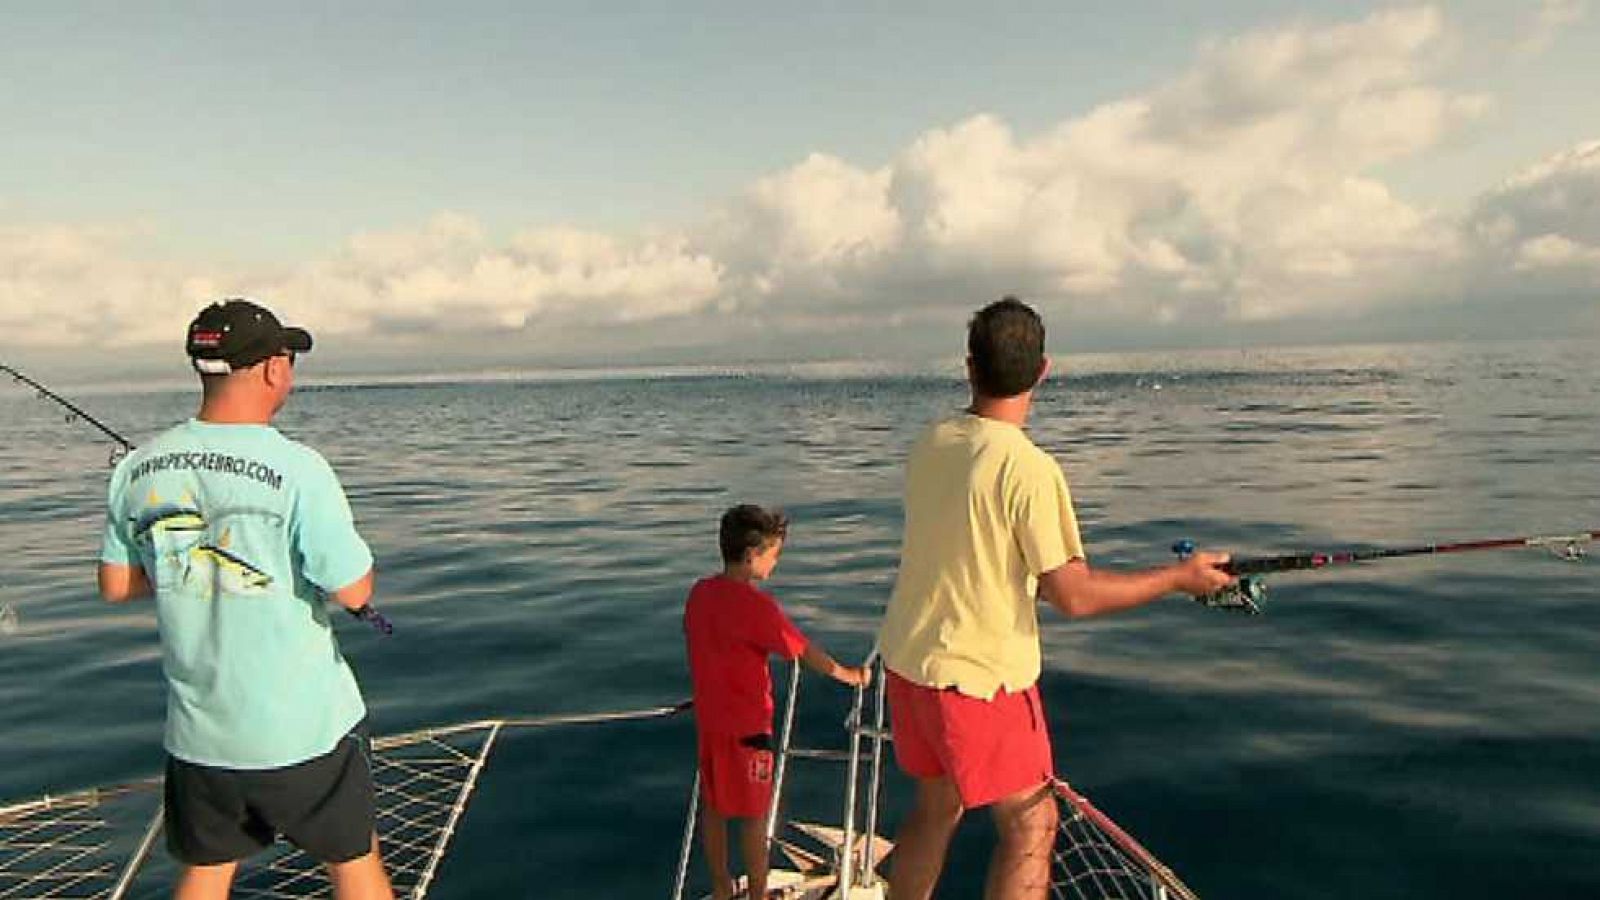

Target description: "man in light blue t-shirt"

left=99, top=298, right=394, bottom=900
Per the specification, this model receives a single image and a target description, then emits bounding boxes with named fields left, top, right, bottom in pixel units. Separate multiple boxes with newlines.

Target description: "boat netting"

left=3, top=709, right=1203, bottom=899
left=1051, top=780, right=1200, bottom=900
left=0, top=723, right=501, bottom=900
left=0, top=782, right=160, bottom=899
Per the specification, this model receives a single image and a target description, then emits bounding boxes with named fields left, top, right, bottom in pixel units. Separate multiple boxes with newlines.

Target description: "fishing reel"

left=1172, top=540, right=1265, bottom=615
left=1536, top=539, right=1589, bottom=563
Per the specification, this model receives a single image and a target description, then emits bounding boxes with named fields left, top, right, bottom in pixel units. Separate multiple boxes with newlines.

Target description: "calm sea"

left=2, top=340, right=1598, bottom=899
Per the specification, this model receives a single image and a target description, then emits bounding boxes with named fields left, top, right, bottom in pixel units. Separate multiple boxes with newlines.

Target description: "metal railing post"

left=860, top=655, right=888, bottom=887
left=764, top=660, right=803, bottom=845
left=107, top=803, right=163, bottom=900
left=838, top=667, right=869, bottom=897
left=671, top=768, right=702, bottom=900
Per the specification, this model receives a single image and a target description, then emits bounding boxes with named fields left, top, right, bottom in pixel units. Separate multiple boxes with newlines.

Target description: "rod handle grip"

left=1174, top=538, right=1263, bottom=614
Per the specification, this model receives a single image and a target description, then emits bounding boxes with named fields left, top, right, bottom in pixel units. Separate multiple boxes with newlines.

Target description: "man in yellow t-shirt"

left=878, top=297, right=1234, bottom=900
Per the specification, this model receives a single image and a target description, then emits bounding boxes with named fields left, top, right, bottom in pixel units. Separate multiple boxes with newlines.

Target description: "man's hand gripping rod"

left=347, top=603, right=395, bottom=636
left=1173, top=540, right=1266, bottom=614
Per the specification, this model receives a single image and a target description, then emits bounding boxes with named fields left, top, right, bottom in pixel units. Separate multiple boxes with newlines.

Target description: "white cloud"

left=1514, top=234, right=1600, bottom=270
left=1515, top=0, right=1587, bottom=57
left=0, top=215, right=724, bottom=350
left=1, top=5, right=1595, bottom=361
left=740, top=5, right=1479, bottom=321
left=718, top=154, right=900, bottom=271
left=281, top=214, right=723, bottom=334
left=702, top=153, right=901, bottom=306
left=1469, top=140, right=1600, bottom=284
left=0, top=224, right=221, bottom=349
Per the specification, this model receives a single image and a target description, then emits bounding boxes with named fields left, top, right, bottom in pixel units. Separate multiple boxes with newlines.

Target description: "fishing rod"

left=2, top=363, right=135, bottom=464
left=0, top=363, right=392, bottom=636
left=1174, top=530, right=1598, bottom=614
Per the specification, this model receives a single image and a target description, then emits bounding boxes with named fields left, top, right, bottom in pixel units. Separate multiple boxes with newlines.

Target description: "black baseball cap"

left=186, top=298, right=313, bottom=374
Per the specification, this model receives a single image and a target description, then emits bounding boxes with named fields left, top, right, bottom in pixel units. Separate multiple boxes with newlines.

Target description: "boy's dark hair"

left=967, top=296, right=1046, bottom=398
left=719, top=504, right=789, bottom=564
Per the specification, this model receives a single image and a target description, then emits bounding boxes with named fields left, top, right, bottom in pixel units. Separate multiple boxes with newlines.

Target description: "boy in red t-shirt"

left=685, top=504, right=870, bottom=900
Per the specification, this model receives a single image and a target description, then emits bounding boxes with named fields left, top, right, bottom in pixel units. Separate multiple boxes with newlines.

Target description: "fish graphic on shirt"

left=133, top=491, right=208, bottom=538
left=189, top=544, right=274, bottom=590
left=185, top=527, right=274, bottom=593
left=135, top=508, right=208, bottom=537
left=130, top=493, right=274, bottom=595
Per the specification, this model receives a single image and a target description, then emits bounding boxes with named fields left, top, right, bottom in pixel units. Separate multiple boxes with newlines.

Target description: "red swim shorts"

left=886, top=669, right=1054, bottom=810
left=697, top=731, right=776, bottom=818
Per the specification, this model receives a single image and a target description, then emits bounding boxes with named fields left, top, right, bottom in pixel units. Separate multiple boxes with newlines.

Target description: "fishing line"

left=0, top=362, right=392, bottom=636
left=1174, top=530, right=1598, bottom=614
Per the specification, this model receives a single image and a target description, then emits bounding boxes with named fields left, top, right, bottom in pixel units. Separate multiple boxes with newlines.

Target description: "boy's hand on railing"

left=841, top=665, right=872, bottom=688
left=804, top=643, right=876, bottom=687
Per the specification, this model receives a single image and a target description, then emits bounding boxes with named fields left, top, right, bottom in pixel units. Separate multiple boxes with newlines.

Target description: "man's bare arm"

left=1038, top=552, right=1233, bottom=619
left=98, top=563, right=152, bottom=603
left=326, top=569, right=375, bottom=611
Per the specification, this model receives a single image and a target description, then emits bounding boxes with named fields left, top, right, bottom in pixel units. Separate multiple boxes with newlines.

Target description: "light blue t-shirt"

left=101, top=419, right=372, bottom=769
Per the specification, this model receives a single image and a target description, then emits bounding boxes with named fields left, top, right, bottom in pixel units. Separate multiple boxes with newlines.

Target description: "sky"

left=1, top=1, right=1597, bottom=376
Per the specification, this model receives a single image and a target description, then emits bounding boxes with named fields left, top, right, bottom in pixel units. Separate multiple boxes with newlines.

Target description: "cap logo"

left=191, top=330, right=225, bottom=348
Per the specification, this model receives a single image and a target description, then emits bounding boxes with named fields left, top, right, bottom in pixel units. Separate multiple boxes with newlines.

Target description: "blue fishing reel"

left=1173, top=540, right=1265, bottom=615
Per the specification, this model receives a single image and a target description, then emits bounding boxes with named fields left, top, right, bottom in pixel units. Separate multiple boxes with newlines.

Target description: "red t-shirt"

left=684, top=575, right=809, bottom=737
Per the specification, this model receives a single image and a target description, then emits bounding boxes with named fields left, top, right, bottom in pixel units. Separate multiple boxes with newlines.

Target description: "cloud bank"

left=1515, top=0, right=1587, bottom=57
left=1, top=5, right=1596, bottom=366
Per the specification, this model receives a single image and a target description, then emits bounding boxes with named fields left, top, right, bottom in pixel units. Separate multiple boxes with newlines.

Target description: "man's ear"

left=1035, top=356, right=1052, bottom=387
left=262, top=356, right=288, bottom=390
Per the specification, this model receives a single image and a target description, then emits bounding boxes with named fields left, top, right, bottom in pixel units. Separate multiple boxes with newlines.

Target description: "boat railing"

left=671, top=651, right=888, bottom=900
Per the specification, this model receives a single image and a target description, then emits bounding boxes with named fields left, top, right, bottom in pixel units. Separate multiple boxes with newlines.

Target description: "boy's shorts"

left=886, top=669, right=1054, bottom=810
left=698, top=731, right=776, bottom=818
left=164, top=721, right=376, bottom=866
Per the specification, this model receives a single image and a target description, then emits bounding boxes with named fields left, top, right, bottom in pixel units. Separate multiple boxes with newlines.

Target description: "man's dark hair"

left=719, top=504, right=789, bottom=564
left=967, top=296, right=1046, bottom=398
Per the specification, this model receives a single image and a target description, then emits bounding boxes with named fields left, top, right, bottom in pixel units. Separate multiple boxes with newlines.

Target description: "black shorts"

left=164, top=721, right=376, bottom=866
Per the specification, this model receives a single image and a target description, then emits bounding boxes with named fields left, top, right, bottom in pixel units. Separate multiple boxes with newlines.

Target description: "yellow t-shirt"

left=878, top=413, right=1086, bottom=700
